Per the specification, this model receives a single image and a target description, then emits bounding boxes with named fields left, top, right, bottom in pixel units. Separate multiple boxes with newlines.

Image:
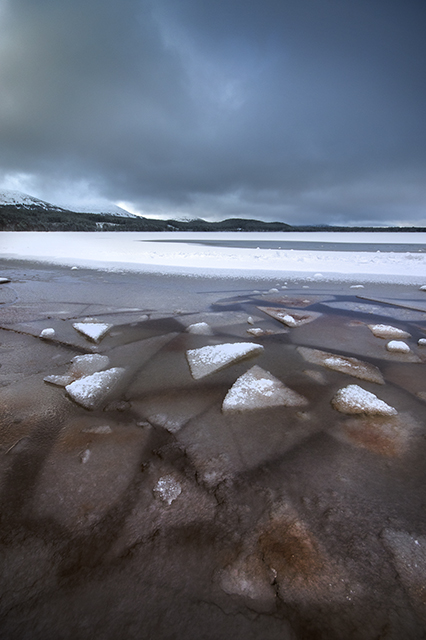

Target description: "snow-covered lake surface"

left=1, top=231, right=426, bottom=282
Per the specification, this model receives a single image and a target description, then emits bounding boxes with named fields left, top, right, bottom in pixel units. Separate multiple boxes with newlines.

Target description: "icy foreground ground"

left=0, top=258, right=426, bottom=639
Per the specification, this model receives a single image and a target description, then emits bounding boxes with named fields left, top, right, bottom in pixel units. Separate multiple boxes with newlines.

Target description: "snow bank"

left=1, top=231, right=426, bottom=283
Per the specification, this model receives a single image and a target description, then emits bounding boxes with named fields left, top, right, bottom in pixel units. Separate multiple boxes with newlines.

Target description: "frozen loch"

left=1, top=239, right=426, bottom=640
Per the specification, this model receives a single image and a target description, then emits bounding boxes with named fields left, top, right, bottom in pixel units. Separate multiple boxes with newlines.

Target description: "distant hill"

left=0, top=190, right=424, bottom=232
left=0, top=190, right=292, bottom=231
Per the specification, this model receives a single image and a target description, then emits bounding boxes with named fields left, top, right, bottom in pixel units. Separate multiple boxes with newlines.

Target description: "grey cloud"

left=0, top=0, right=425, bottom=224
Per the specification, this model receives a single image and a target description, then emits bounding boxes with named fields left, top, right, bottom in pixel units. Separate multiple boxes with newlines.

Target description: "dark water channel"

left=0, top=262, right=426, bottom=639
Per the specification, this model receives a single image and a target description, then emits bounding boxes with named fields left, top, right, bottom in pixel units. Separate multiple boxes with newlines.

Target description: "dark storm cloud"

left=0, top=0, right=425, bottom=224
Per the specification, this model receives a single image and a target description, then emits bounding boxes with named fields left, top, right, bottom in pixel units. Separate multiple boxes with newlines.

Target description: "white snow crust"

left=186, top=322, right=213, bottom=335
left=1, top=231, right=426, bottom=283
left=331, top=384, right=397, bottom=415
left=44, top=374, right=75, bottom=387
left=186, top=342, right=264, bottom=380
left=40, top=328, right=55, bottom=338
left=65, top=367, right=125, bottom=410
left=367, top=324, right=411, bottom=339
left=72, top=322, right=112, bottom=343
left=297, top=346, right=384, bottom=384
left=222, top=365, right=307, bottom=412
left=386, top=340, right=411, bottom=353
left=69, top=354, right=110, bottom=377
left=258, top=306, right=321, bottom=327
left=153, top=475, right=182, bottom=505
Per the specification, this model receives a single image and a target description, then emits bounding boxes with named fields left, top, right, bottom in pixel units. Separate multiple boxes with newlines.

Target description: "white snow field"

left=1, top=231, right=426, bottom=282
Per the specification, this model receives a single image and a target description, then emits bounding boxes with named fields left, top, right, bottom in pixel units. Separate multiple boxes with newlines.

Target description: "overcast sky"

left=0, top=0, right=425, bottom=225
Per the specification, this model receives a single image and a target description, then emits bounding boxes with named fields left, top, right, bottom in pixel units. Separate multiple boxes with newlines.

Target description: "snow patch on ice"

left=44, top=374, right=75, bottom=387
left=368, top=324, right=411, bottom=339
left=298, top=346, right=384, bottom=384
left=72, top=322, right=112, bottom=343
left=332, top=384, right=397, bottom=416
left=386, top=340, right=410, bottom=353
left=65, top=367, right=125, bottom=410
left=186, top=322, right=213, bottom=335
left=69, top=354, right=110, bottom=377
left=258, top=306, right=321, bottom=327
left=153, top=475, right=182, bottom=505
left=247, top=327, right=264, bottom=337
left=222, top=365, right=307, bottom=412
left=40, top=328, right=55, bottom=338
left=186, top=342, right=263, bottom=380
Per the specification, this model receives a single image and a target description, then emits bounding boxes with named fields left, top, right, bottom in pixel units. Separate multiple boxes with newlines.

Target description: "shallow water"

left=0, top=261, right=426, bottom=639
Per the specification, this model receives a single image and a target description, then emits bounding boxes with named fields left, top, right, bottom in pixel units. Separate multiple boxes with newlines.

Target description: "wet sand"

left=1, top=260, right=426, bottom=640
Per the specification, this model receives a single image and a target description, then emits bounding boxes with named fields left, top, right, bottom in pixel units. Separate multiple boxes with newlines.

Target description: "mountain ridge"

left=0, top=190, right=425, bottom=232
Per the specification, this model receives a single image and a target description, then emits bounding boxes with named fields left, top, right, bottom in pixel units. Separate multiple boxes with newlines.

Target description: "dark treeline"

left=0, top=204, right=425, bottom=232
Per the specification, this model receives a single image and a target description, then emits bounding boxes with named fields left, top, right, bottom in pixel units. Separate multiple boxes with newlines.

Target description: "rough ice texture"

left=69, top=354, right=110, bottom=378
left=222, top=365, right=307, bottom=412
left=65, top=367, right=125, bottom=410
left=153, top=475, right=182, bottom=505
left=419, top=338, right=426, bottom=346
left=81, top=425, right=113, bottom=434
left=258, top=306, right=321, bottom=327
left=186, top=342, right=263, bottom=380
left=44, top=374, right=75, bottom=387
left=382, top=529, right=426, bottom=622
left=331, top=384, right=397, bottom=416
left=367, top=324, right=411, bottom=339
left=297, top=346, right=384, bottom=384
left=72, top=322, right=112, bottom=343
left=218, top=554, right=276, bottom=612
left=40, top=328, right=55, bottom=338
left=386, top=340, right=410, bottom=353
left=186, top=322, right=213, bottom=335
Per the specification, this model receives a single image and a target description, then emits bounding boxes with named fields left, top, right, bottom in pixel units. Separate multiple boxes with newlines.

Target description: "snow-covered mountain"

left=61, top=201, right=137, bottom=218
left=0, top=190, right=66, bottom=211
left=0, top=190, right=137, bottom=218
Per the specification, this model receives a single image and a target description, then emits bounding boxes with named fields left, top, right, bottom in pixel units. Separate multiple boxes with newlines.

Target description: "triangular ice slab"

left=222, top=365, right=308, bottom=412
left=257, top=307, right=321, bottom=327
left=331, top=384, right=397, bottom=416
left=297, top=346, right=384, bottom=384
left=186, top=342, right=263, bottom=380
left=69, top=354, right=110, bottom=377
left=66, top=367, right=125, bottom=410
left=72, top=322, right=112, bottom=343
